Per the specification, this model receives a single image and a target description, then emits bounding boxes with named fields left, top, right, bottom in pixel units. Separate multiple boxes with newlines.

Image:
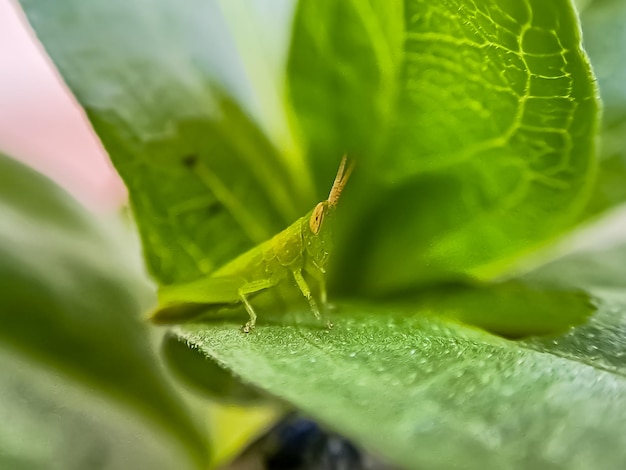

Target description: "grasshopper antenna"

left=328, top=155, right=355, bottom=206
left=310, top=155, right=354, bottom=234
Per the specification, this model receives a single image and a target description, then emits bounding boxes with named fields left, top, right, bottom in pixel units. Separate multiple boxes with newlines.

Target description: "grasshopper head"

left=306, top=155, right=354, bottom=273
left=310, top=154, right=354, bottom=234
left=309, top=201, right=329, bottom=234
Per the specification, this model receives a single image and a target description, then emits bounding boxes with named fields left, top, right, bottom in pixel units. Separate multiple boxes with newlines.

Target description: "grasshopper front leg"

left=239, top=278, right=278, bottom=333
left=302, top=261, right=335, bottom=329
left=305, top=258, right=328, bottom=306
left=291, top=268, right=322, bottom=322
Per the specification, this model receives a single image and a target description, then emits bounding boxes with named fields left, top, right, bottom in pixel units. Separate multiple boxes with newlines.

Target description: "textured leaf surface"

left=288, top=0, right=600, bottom=294
left=0, top=154, right=207, bottom=467
left=17, top=0, right=314, bottom=285
left=173, top=290, right=626, bottom=470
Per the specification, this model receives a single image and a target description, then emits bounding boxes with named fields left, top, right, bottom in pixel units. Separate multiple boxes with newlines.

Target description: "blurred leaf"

left=162, top=335, right=283, bottom=468
left=162, top=332, right=265, bottom=403
left=206, top=402, right=281, bottom=469
left=579, top=0, right=626, bottom=126
left=524, top=240, right=626, bottom=290
left=523, top=290, right=626, bottom=377
left=519, top=218, right=626, bottom=372
left=0, top=350, right=197, bottom=470
left=287, top=0, right=599, bottom=294
left=216, top=1, right=298, bottom=149
left=172, top=290, right=626, bottom=469
left=579, top=0, right=626, bottom=215
left=17, top=0, right=315, bottom=285
left=287, top=0, right=404, bottom=190
left=0, top=154, right=208, bottom=467
left=410, top=280, right=594, bottom=338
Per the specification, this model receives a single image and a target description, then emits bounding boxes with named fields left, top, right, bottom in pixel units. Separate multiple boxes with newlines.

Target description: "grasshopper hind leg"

left=240, top=295, right=257, bottom=334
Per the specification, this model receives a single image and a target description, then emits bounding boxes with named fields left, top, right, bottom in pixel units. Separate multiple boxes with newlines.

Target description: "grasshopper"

left=150, top=156, right=354, bottom=332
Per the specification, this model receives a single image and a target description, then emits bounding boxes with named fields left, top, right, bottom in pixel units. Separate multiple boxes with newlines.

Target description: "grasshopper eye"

left=309, top=202, right=325, bottom=234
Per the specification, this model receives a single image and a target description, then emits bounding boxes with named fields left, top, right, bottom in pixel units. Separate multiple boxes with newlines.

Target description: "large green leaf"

left=171, top=286, right=625, bottom=469
left=288, top=0, right=600, bottom=295
left=0, top=154, right=207, bottom=467
left=17, top=0, right=315, bottom=285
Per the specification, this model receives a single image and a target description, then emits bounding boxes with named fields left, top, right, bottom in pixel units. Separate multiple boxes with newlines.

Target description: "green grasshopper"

left=150, top=156, right=354, bottom=332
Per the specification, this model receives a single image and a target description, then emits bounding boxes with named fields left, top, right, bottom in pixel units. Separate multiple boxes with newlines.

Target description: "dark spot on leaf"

left=182, top=154, right=198, bottom=168
left=206, top=201, right=223, bottom=217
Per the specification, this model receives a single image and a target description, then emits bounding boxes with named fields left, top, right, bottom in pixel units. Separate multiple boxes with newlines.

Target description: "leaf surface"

left=173, top=289, right=626, bottom=469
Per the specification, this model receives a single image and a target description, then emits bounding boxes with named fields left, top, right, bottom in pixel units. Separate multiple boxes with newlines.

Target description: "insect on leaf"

left=150, top=157, right=354, bottom=331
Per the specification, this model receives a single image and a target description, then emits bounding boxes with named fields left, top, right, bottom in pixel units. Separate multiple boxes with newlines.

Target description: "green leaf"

left=0, top=154, right=208, bottom=467
left=409, top=280, right=594, bottom=338
left=579, top=0, right=626, bottom=126
left=287, top=0, right=404, bottom=189
left=0, top=350, right=196, bottom=470
left=162, top=331, right=265, bottom=403
left=171, top=290, right=626, bottom=469
left=288, top=0, right=600, bottom=295
left=578, top=0, right=626, bottom=215
left=17, top=0, right=315, bottom=285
